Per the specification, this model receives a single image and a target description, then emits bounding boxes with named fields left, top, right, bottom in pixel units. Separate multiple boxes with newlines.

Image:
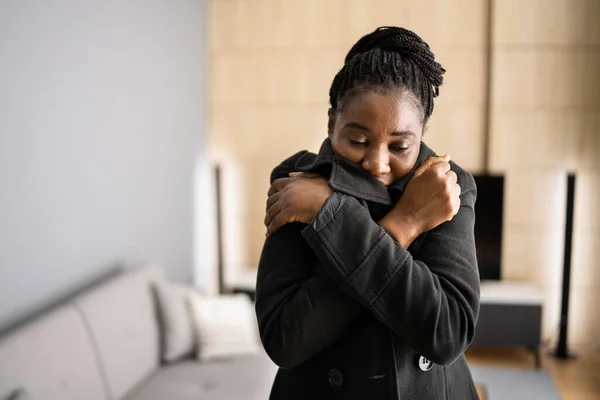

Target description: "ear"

left=327, top=108, right=336, bottom=137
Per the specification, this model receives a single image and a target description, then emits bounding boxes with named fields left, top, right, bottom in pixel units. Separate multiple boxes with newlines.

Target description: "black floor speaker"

left=552, top=173, right=576, bottom=359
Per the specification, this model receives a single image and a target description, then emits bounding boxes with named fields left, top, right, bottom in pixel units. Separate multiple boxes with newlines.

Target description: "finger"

left=448, top=200, right=461, bottom=220
left=414, top=155, right=451, bottom=178
left=264, top=198, right=283, bottom=228
left=451, top=184, right=462, bottom=217
left=289, top=172, right=321, bottom=179
left=268, top=177, right=293, bottom=197
left=266, top=213, right=290, bottom=237
left=445, top=170, right=458, bottom=186
left=452, top=183, right=462, bottom=200
left=413, top=158, right=432, bottom=178
left=453, top=195, right=462, bottom=216
left=431, top=161, right=451, bottom=176
left=446, top=199, right=460, bottom=221
left=414, top=156, right=442, bottom=178
left=265, top=191, right=282, bottom=212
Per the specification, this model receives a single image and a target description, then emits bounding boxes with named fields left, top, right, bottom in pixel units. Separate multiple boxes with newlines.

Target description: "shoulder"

left=449, top=161, right=476, bottom=192
left=269, top=150, right=317, bottom=183
left=421, top=142, right=477, bottom=199
left=448, top=160, right=477, bottom=206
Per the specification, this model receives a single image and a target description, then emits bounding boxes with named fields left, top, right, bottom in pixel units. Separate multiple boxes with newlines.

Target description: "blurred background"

left=0, top=1, right=599, bottom=399
left=208, top=0, right=600, bottom=347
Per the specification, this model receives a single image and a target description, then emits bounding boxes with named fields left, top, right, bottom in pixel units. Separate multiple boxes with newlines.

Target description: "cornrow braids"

left=329, top=26, right=445, bottom=121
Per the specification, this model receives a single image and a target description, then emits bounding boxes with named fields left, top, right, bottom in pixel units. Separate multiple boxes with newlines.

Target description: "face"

left=328, top=90, right=424, bottom=187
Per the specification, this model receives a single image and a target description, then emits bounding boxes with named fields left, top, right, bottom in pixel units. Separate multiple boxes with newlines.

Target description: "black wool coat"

left=255, top=139, right=480, bottom=400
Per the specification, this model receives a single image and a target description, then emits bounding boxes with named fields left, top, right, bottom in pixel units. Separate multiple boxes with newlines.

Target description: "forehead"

left=338, top=90, right=423, bottom=135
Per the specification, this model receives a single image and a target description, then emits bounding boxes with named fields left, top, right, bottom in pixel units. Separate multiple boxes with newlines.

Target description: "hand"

left=413, top=154, right=451, bottom=178
left=399, top=157, right=461, bottom=232
left=264, top=173, right=333, bottom=237
left=380, top=155, right=460, bottom=247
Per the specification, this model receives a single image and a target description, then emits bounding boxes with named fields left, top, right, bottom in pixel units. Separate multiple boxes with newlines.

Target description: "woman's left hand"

left=265, top=172, right=333, bottom=237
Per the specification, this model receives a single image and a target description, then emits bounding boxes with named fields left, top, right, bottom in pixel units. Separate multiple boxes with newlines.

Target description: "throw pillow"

left=152, top=281, right=196, bottom=363
left=188, top=293, right=261, bottom=361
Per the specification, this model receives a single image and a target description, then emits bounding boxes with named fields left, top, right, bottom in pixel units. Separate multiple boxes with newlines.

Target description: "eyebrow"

left=343, top=121, right=416, bottom=137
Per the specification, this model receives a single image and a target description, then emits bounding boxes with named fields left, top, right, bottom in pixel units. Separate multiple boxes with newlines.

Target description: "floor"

left=466, top=346, right=600, bottom=400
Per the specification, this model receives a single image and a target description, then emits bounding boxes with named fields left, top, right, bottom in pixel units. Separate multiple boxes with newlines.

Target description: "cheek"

left=389, top=152, right=420, bottom=180
left=389, top=160, right=410, bottom=179
left=331, top=135, right=363, bottom=163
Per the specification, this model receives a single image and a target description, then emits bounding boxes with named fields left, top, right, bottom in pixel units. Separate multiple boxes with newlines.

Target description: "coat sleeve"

left=254, top=154, right=363, bottom=369
left=300, top=170, right=480, bottom=365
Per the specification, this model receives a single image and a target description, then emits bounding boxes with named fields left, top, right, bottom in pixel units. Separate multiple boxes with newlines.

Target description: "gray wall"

left=0, top=1, right=206, bottom=332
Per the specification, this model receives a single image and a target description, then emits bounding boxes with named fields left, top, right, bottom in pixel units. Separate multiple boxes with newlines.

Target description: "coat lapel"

left=295, top=138, right=436, bottom=206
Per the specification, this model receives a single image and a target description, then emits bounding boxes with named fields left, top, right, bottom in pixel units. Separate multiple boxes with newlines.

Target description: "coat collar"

left=296, top=139, right=436, bottom=206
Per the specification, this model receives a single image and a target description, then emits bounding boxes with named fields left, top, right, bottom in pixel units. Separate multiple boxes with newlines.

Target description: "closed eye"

left=349, top=138, right=367, bottom=146
left=390, top=145, right=410, bottom=152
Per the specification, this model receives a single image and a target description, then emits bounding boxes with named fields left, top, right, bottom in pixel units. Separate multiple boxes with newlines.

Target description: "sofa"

left=0, top=265, right=278, bottom=400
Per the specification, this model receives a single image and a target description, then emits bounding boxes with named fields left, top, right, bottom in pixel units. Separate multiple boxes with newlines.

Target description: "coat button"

left=418, top=356, right=433, bottom=371
left=328, top=368, right=344, bottom=388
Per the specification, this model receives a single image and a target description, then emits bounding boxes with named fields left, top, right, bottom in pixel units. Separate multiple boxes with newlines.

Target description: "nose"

left=361, top=147, right=391, bottom=177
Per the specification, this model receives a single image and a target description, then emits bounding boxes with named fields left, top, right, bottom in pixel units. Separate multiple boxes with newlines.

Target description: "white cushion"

left=74, top=265, right=163, bottom=399
left=0, top=305, right=106, bottom=400
left=188, top=293, right=261, bottom=361
left=153, top=281, right=196, bottom=363
left=480, top=280, right=545, bottom=305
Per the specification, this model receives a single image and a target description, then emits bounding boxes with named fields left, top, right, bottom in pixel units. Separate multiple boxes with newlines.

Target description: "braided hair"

left=329, top=26, right=445, bottom=122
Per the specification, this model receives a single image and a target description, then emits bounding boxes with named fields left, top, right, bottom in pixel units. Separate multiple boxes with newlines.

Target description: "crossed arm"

left=255, top=160, right=480, bottom=369
left=255, top=222, right=364, bottom=369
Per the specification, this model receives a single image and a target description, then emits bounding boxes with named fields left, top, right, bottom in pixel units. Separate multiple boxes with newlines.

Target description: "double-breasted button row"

left=327, top=357, right=432, bottom=389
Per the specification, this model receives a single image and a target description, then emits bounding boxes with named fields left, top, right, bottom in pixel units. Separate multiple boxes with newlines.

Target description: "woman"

left=255, top=26, right=480, bottom=400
